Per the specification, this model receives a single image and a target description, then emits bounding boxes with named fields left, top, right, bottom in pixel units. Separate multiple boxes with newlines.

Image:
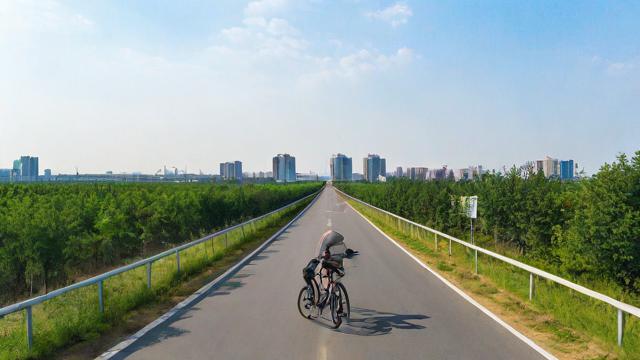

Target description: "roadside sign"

left=461, top=196, right=478, bottom=219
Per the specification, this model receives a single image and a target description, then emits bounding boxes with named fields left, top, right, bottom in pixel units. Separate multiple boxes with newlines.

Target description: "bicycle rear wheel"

left=298, top=286, right=315, bottom=319
left=297, top=278, right=318, bottom=319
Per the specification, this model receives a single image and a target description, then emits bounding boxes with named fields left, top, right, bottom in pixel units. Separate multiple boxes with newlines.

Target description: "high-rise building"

left=330, top=153, right=352, bottom=181
left=560, top=160, right=575, bottom=180
left=533, top=156, right=560, bottom=178
left=363, top=154, right=386, bottom=182
left=407, top=167, right=428, bottom=180
left=16, top=156, right=39, bottom=181
left=541, top=156, right=560, bottom=178
left=395, top=166, right=403, bottom=177
left=11, top=160, right=21, bottom=181
left=30, top=157, right=38, bottom=181
left=20, top=156, right=31, bottom=181
left=219, top=161, right=243, bottom=181
left=234, top=161, right=242, bottom=180
left=428, top=166, right=448, bottom=180
left=273, top=154, right=296, bottom=182
left=0, top=169, right=10, bottom=182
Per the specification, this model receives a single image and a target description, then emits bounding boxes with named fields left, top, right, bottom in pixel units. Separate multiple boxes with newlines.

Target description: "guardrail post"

left=241, top=225, right=246, bottom=240
left=146, top=262, right=152, bottom=289
left=618, top=309, right=625, bottom=346
left=474, top=248, right=478, bottom=274
left=529, top=273, right=535, bottom=301
left=225, top=233, right=228, bottom=248
left=176, top=250, right=181, bottom=273
left=448, top=238, right=452, bottom=256
left=434, top=233, right=438, bottom=251
left=98, top=280, right=104, bottom=314
left=26, top=305, right=33, bottom=350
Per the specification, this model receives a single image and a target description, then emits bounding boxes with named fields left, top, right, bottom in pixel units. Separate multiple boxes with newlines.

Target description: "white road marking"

left=327, top=218, right=332, bottom=227
left=317, top=344, right=327, bottom=360
left=341, top=195, right=558, bottom=360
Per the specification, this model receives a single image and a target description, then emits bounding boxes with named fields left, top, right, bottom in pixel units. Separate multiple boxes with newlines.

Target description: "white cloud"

left=0, top=0, right=94, bottom=35
left=75, top=14, right=94, bottom=27
left=366, top=2, right=413, bottom=27
left=337, top=47, right=415, bottom=76
left=607, top=61, right=636, bottom=75
left=265, top=18, right=297, bottom=36
left=245, top=0, right=288, bottom=17
left=298, top=47, right=415, bottom=87
left=220, top=17, right=307, bottom=59
left=591, top=55, right=639, bottom=76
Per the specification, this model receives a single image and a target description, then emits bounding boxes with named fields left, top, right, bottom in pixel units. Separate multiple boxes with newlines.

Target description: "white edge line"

left=97, top=189, right=323, bottom=359
left=339, top=192, right=558, bottom=360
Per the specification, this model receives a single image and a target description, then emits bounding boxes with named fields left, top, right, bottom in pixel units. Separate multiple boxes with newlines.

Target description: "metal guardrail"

left=0, top=189, right=321, bottom=351
left=335, top=187, right=640, bottom=346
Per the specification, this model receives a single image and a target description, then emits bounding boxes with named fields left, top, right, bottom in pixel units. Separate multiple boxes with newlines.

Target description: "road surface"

left=108, top=187, right=548, bottom=360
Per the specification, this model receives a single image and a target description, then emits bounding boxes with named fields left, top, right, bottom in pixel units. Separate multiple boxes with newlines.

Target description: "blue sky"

left=1, top=0, right=638, bottom=175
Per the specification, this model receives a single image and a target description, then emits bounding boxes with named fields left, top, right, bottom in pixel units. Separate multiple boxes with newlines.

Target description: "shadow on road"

left=109, top=316, right=192, bottom=359
left=338, top=307, right=429, bottom=336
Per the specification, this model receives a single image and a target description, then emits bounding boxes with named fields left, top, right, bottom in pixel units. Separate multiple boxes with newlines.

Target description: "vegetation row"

left=0, top=182, right=322, bottom=304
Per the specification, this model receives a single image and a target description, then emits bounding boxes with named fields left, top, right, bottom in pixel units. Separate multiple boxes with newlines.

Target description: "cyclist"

left=299, top=230, right=352, bottom=326
left=316, top=230, right=346, bottom=306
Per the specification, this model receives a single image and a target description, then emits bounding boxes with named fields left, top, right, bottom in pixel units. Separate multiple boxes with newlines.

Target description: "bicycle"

left=298, top=257, right=351, bottom=328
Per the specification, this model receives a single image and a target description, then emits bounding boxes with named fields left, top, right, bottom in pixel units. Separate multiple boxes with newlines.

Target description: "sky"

left=0, top=0, right=639, bottom=176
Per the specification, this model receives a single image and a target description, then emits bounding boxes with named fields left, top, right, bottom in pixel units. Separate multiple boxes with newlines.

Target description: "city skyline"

left=0, top=151, right=585, bottom=179
left=2, top=1, right=639, bottom=175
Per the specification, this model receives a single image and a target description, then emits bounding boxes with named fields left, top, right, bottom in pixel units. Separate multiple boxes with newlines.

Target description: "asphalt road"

left=109, top=186, right=548, bottom=360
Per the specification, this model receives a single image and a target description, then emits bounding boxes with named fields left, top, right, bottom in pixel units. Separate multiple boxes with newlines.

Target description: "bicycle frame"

left=316, top=265, right=342, bottom=305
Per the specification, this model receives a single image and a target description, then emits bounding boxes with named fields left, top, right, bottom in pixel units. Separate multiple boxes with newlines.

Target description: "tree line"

left=336, top=152, right=640, bottom=293
left=0, top=182, right=322, bottom=304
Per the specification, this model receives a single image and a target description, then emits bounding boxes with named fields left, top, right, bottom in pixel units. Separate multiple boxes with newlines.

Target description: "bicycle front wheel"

left=330, top=283, right=350, bottom=328
left=336, top=282, right=350, bottom=322
left=330, top=292, right=342, bottom=328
